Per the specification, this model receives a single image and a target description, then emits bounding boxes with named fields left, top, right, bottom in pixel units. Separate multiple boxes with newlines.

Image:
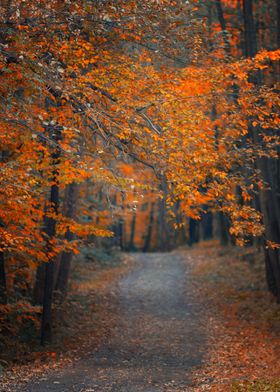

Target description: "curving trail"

left=21, top=253, right=206, bottom=392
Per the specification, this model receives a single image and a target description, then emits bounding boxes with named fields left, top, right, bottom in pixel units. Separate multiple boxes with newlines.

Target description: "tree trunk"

left=218, top=212, right=229, bottom=246
left=143, top=203, right=155, bottom=253
left=55, top=182, right=78, bottom=300
left=243, top=0, right=258, bottom=58
left=202, top=211, right=213, bottom=240
left=54, top=233, right=73, bottom=300
left=243, top=0, right=280, bottom=301
left=118, top=193, right=126, bottom=251
left=41, top=182, right=59, bottom=345
left=215, top=0, right=230, bottom=52
left=40, top=126, right=61, bottom=345
left=0, top=172, right=7, bottom=305
left=277, top=0, right=280, bottom=49
left=118, top=218, right=125, bottom=251
left=0, top=251, right=7, bottom=304
left=189, top=218, right=199, bottom=246
left=128, top=211, right=136, bottom=251
left=33, top=264, right=45, bottom=305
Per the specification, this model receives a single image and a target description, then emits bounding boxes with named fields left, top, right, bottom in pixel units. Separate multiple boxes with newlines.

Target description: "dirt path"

left=20, top=253, right=206, bottom=392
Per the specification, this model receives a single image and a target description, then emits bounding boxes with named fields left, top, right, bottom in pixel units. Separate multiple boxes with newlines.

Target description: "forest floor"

left=1, top=243, right=280, bottom=391
left=184, top=242, right=280, bottom=391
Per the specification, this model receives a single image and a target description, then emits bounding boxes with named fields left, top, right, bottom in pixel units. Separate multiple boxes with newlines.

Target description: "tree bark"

left=128, top=211, right=137, bottom=251
left=55, top=182, right=78, bottom=300
left=189, top=218, right=199, bottom=246
left=215, top=0, right=230, bottom=53
left=277, top=0, right=280, bottom=50
left=143, top=203, right=155, bottom=253
left=218, top=212, right=229, bottom=246
left=243, top=0, right=280, bottom=301
left=40, top=126, right=61, bottom=345
left=243, top=0, right=258, bottom=57
left=202, top=210, right=213, bottom=240
left=33, top=263, right=45, bottom=305
left=0, top=251, right=7, bottom=304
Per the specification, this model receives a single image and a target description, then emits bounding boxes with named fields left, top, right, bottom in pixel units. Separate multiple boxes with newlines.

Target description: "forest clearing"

left=0, top=0, right=280, bottom=391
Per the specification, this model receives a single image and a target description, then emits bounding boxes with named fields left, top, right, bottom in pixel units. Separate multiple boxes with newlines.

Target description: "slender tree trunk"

left=128, top=211, right=136, bottom=251
left=118, top=219, right=124, bottom=250
left=189, top=218, right=199, bottom=246
left=33, top=189, right=50, bottom=304
left=202, top=211, right=213, bottom=240
left=0, top=251, right=7, bottom=304
left=41, top=183, right=59, bottom=345
left=55, top=182, right=78, bottom=300
left=243, top=0, right=258, bottom=58
left=0, top=166, right=7, bottom=305
left=277, top=0, right=280, bottom=50
left=215, top=0, right=230, bottom=52
left=218, top=212, right=229, bottom=246
left=143, top=203, right=155, bottom=253
left=40, top=127, right=61, bottom=345
left=33, top=264, right=45, bottom=305
left=118, top=193, right=126, bottom=251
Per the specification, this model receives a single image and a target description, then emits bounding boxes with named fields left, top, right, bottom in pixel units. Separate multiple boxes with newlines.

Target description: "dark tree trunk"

left=215, top=0, right=230, bottom=52
left=33, top=264, right=45, bottom=305
left=118, top=219, right=125, bottom=251
left=0, top=251, right=7, bottom=304
left=189, top=218, right=199, bottom=246
left=258, top=188, right=280, bottom=298
left=118, top=193, right=126, bottom=251
left=277, top=0, right=280, bottom=50
left=202, top=211, right=213, bottom=240
left=41, top=182, right=59, bottom=345
left=54, top=232, right=73, bottom=299
left=143, top=203, right=155, bottom=253
left=128, top=211, right=136, bottom=251
left=33, top=198, right=49, bottom=305
left=218, top=212, right=229, bottom=246
left=243, top=0, right=280, bottom=301
left=40, top=127, right=61, bottom=345
left=243, top=0, right=258, bottom=58
left=55, top=182, right=78, bottom=300
left=0, top=178, right=7, bottom=305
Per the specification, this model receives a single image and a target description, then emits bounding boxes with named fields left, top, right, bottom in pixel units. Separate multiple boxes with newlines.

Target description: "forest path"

left=21, top=252, right=206, bottom=392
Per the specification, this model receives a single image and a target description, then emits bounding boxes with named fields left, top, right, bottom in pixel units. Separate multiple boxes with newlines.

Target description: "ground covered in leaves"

left=15, top=252, right=207, bottom=391
left=186, top=242, right=280, bottom=391
left=1, top=244, right=280, bottom=391
left=0, top=251, right=132, bottom=391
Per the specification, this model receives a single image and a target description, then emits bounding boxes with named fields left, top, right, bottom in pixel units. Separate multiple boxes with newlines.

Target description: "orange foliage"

left=0, top=0, right=279, bottom=290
